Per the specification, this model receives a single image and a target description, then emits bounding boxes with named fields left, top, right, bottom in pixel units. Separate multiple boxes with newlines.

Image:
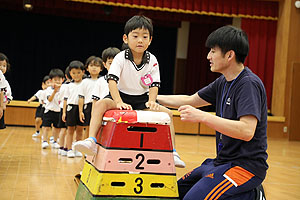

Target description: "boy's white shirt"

left=3, top=80, right=12, bottom=103
left=44, top=86, right=61, bottom=112
left=0, top=70, right=6, bottom=90
left=108, top=50, right=160, bottom=95
left=92, top=76, right=109, bottom=100
left=34, top=89, right=45, bottom=104
left=58, top=83, right=69, bottom=108
left=78, top=78, right=99, bottom=104
left=64, top=81, right=83, bottom=105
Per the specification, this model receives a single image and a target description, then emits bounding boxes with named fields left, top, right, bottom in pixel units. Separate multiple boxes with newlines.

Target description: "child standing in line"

left=28, top=75, right=51, bottom=137
left=78, top=56, right=104, bottom=140
left=57, top=67, right=72, bottom=156
left=91, top=47, right=120, bottom=104
left=74, top=15, right=185, bottom=168
left=0, top=53, right=11, bottom=129
left=62, top=61, right=85, bottom=158
left=41, top=69, right=64, bottom=149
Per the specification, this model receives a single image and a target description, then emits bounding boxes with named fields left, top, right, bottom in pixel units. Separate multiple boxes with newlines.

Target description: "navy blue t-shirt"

left=197, top=67, right=268, bottom=179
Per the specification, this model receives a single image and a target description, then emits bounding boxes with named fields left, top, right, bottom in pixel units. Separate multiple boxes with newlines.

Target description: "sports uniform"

left=178, top=67, right=268, bottom=199
left=64, top=81, right=84, bottom=127
left=42, top=86, right=61, bottom=128
left=106, top=49, right=160, bottom=109
left=78, top=77, right=99, bottom=125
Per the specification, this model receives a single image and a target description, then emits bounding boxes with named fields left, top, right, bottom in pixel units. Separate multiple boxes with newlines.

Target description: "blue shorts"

left=178, top=159, right=263, bottom=200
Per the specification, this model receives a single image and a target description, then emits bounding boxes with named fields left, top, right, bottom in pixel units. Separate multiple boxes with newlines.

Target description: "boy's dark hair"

left=0, top=52, right=10, bottom=71
left=68, top=60, right=85, bottom=71
left=42, top=75, right=50, bottom=83
left=49, top=68, right=64, bottom=79
left=124, top=15, right=153, bottom=37
left=101, top=47, right=121, bottom=63
left=65, top=66, right=72, bottom=80
left=205, top=25, right=249, bottom=63
left=85, top=56, right=104, bottom=71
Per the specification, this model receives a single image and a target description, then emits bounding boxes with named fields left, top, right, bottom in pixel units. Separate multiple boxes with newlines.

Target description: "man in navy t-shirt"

left=158, top=25, right=268, bottom=199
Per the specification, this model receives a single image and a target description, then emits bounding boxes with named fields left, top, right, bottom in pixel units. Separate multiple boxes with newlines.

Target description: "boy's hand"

left=53, top=83, right=61, bottom=92
left=79, top=111, right=85, bottom=123
left=116, top=102, right=132, bottom=110
left=145, top=101, right=160, bottom=111
left=62, top=113, right=66, bottom=122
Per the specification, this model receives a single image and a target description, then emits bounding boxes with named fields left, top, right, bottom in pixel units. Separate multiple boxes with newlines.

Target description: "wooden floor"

left=0, top=127, right=300, bottom=200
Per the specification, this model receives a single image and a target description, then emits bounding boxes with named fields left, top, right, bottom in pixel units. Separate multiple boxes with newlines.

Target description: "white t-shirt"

left=0, top=70, right=6, bottom=90
left=107, top=49, right=160, bottom=95
left=34, top=89, right=45, bottom=104
left=78, top=78, right=99, bottom=104
left=92, top=76, right=109, bottom=101
left=44, top=87, right=61, bottom=112
left=4, top=80, right=12, bottom=103
left=64, top=81, right=83, bottom=105
left=57, top=82, right=70, bottom=108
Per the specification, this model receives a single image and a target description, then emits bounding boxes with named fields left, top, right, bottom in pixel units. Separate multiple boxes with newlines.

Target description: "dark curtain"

left=185, top=18, right=232, bottom=95
left=0, top=10, right=177, bottom=100
left=241, top=18, right=277, bottom=108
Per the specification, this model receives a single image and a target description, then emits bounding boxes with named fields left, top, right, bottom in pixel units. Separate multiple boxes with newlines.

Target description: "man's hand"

left=145, top=101, right=160, bottom=111
left=178, top=105, right=202, bottom=123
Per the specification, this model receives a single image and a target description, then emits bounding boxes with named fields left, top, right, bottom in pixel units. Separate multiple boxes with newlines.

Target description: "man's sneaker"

left=67, top=150, right=75, bottom=158
left=51, top=142, right=60, bottom=149
left=42, top=141, right=49, bottom=149
left=32, top=132, right=40, bottom=137
left=173, top=151, right=186, bottom=168
left=61, top=149, right=67, bottom=156
left=74, top=150, right=83, bottom=157
left=73, top=138, right=97, bottom=156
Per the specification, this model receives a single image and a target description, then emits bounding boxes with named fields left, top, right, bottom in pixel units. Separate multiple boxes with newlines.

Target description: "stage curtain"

left=68, top=0, right=278, bottom=20
left=185, top=18, right=232, bottom=95
left=241, top=18, right=277, bottom=109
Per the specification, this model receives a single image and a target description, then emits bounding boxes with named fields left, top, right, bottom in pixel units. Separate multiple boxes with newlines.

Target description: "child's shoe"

left=32, top=132, right=40, bottom=137
left=73, top=138, right=97, bottom=156
left=173, top=151, right=186, bottom=168
left=67, top=150, right=75, bottom=158
left=51, top=142, right=60, bottom=149
left=61, top=149, right=67, bottom=156
left=42, top=141, right=49, bottom=149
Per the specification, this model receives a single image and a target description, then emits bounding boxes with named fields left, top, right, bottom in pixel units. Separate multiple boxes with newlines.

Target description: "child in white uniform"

left=62, top=61, right=85, bottom=158
left=28, top=75, right=51, bottom=137
left=74, top=15, right=185, bottom=168
left=41, top=69, right=64, bottom=149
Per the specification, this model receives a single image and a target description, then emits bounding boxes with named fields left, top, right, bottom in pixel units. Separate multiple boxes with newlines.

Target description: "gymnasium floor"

left=0, top=126, right=299, bottom=200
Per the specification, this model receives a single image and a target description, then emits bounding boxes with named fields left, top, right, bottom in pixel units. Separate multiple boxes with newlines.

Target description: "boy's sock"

left=89, top=137, right=97, bottom=143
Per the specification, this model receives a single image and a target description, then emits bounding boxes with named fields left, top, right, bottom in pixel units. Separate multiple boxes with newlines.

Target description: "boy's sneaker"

left=173, top=151, right=186, bottom=168
left=74, top=150, right=83, bottom=157
left=32, top=132, right=40, bottom=137
left=51, top=142, right=60, bottom=149
left=73, top=138, right=97, bottom=156
left=42, top=141, right=49, bottom=149
left=50, top=136, right=54, bottom=144
left=67, top=150, right=75, bottom=158
left=61, top=149, right=67, bottom=156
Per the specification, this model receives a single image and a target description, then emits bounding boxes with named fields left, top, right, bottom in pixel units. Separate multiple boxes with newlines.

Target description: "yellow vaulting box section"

left=80, top=161, right=179, bottom=198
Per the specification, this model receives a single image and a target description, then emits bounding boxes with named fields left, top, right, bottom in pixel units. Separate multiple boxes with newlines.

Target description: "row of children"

left=28, top=15, right=185, bottom=167
left=28, top=47, right=120, bottom=158
left=0, top=53, right=12, bottom=130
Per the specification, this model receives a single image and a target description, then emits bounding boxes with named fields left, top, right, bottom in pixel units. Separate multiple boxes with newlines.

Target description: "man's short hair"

left=205, top=25, right=249, bottom=63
